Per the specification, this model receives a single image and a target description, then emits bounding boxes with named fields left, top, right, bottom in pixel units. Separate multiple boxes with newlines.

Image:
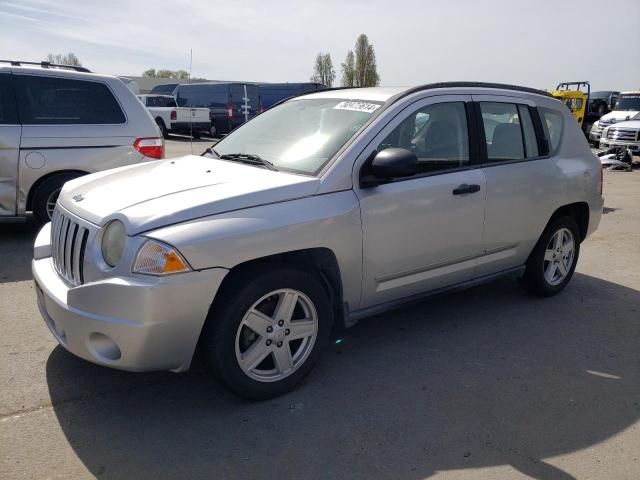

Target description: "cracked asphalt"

left=1, top=141, right=639, bottom=479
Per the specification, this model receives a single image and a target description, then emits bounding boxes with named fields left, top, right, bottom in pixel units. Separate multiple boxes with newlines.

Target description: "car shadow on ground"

left=45, top=273, right=640, bottom=480
left=0, top=220, right=38, bottom=283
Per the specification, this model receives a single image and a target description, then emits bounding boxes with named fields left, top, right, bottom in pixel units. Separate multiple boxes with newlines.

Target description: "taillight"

left=227, top=104, right=233, bottom=119
left=259, top=103, right=264, bottom=113
left=134, top=137, right=164, bottom=159
left=170, top=110, right=177, bottom=120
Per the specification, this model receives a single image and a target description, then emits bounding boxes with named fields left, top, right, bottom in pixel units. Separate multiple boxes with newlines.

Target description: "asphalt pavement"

left=1, top=144, right=639, bottom=480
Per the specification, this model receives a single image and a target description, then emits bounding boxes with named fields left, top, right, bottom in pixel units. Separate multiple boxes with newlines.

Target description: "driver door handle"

left=452, top=184, right=481, bottom=195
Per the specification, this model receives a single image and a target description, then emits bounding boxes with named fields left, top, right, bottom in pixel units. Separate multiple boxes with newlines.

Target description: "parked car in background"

left=584, top=90, right=619, bottom=140
left=174, top=82, right=261, bottom=136
left=137, top=94, right=210, bottom=138
left=590, top=91, right=640, bottom=146
left=0, top=60, right=163, bottom=224
left=258, top=82, right=326, bottom=109
left=33, top=82, right=603, bottom=399
left=600, top=112, right=640, bottom=156
left=148, top=83, right=179, bottom=95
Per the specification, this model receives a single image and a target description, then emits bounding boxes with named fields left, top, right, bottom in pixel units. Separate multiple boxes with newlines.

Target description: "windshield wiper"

left=219, top=153, right=278, bottom=171
left=201, top=146, right=220, bottom=157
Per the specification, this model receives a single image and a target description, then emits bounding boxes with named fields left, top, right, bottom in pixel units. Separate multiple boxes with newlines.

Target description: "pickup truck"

left=138, top=94, right=211, bottom=138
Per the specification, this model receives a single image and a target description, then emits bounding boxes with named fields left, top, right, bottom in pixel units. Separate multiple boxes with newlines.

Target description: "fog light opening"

left=89, top=332, right=122, bottom=361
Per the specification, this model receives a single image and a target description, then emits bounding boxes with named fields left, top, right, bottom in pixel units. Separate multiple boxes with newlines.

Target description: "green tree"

left=45, top=53, right=82, bottom=66
left=143, top=69, right=190, bottom=80
left=310, top=53, right=335, bottom=87
left=353, top=34, right=379, bottom=87
left=340, top=50, right=355, bottom=87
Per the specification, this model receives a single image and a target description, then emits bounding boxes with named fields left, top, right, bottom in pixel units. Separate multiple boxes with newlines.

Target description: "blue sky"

left=1, top=0, right=639, bottom=91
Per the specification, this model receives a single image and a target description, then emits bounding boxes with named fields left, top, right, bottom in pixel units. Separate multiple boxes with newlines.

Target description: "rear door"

left=0, top=73, right=21, bottom=216
left=472, top=94, right=562, bottom=276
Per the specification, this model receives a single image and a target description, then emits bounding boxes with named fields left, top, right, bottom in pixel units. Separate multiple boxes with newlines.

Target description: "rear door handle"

left=452, top=184, right=481, bottom=195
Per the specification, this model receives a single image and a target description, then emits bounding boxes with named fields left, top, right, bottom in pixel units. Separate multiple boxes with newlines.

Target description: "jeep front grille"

left=50, top=208, right=90, bottom=286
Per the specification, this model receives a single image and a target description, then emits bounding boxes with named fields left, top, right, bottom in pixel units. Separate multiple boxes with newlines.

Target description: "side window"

left=517, top=105, right=539, bottom=158
left=14, top=75, right=125, bottom=124
left=480, top=102, right=524, bottom=161
left=539, top=107, right=564, bottom=154
left=378, top=102, right=469, bottom=173
left=0, top=75, right=19, bottom=125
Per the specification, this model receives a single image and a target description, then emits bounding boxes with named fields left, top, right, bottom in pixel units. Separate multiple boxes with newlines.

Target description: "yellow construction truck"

left=548, top=81, right=590, bottom=133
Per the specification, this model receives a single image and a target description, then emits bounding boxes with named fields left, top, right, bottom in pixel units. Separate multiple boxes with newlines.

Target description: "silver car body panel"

left=0, top=65, right=160, bottom=218
left=33, top=84, right=604, bottom=372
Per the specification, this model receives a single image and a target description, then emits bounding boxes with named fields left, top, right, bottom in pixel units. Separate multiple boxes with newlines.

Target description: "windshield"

left=210, top=98, right=383, bottom=175
left=615, top=95, right=640, bottom=111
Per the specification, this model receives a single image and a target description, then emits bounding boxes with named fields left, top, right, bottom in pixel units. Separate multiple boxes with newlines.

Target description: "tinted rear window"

left=176, top=84, right=228, bottom=107
left=149, top=84, right=178, bottom=95
left=0, top=74, right=18, bottom=124
left=15, top=75, right=125, bottom=124
left=146, top=96, right=176, bottom=107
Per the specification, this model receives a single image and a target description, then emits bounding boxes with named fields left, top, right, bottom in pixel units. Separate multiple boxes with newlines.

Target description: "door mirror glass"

left=371, top=148, right=418, bottom=179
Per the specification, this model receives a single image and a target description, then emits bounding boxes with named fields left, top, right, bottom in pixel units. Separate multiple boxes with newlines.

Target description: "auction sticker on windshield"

left=333, top=101, right=381, bottom=113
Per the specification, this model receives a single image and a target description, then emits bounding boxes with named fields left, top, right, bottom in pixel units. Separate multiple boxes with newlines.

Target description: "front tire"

left=522, top=216, right=580, bottom=297
left=203, top=268, right=332, bottom=400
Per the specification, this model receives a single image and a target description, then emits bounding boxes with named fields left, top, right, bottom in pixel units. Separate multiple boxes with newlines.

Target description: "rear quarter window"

left=14, top=75, right=126, bottom=125
left=0, top=74, right=19, bottom=124
left=539, top=107, right=564, bottom=154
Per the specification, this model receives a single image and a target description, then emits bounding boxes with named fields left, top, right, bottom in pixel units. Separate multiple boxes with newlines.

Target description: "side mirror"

left=361, top=148, right=418, bottom=187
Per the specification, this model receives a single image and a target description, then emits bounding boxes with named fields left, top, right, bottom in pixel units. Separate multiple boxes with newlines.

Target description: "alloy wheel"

left=235, top=289, right=318, bottom=382
left=543, top=227, right=575, bottom=286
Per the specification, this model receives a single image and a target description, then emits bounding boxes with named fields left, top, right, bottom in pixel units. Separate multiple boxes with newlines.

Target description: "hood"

left=605, top=120, right=640, bottom=130
left=599, top=111, right=640, bottom=123
left=59, top=155, right=320, bottom=234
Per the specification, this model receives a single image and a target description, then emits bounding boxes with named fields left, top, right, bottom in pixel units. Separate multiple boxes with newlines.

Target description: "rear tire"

left=31, top=173, right=82, bottom=225
left=202, top=267, right=332, bottom=400
left=156, top=118, right=169, bottom=138
left=521, top=216, right=580, bottom=297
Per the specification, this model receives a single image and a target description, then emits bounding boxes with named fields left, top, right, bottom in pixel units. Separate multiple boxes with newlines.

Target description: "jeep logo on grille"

left=73, top=194, right=85, bottom=202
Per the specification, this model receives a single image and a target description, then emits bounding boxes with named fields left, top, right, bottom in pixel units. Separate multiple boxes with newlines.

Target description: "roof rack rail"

left=0, top=60, right=91, bottom=73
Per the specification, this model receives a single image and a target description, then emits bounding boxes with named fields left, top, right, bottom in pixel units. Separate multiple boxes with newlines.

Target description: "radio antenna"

left=189, top=48, right=193, bottom=155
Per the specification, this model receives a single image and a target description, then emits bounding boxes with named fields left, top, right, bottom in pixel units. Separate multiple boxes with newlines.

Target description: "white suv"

left=0, top=60, right=163, bottom=224
left=33, top=82, right=603, bottom=399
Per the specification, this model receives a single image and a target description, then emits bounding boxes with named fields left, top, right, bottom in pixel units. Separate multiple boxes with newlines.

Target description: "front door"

left=0, top=74, right=21, bottom=217
left=356, top=96, right=487, bottom=308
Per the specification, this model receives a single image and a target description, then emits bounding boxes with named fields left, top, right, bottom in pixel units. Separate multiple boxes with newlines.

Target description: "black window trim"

left=13, top=73, right=128, bottom=126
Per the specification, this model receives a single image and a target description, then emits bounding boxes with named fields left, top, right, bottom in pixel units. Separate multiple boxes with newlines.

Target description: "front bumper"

left=599, top=140, right=640, bottom=155
left=33, top=227, right=228, bottom=372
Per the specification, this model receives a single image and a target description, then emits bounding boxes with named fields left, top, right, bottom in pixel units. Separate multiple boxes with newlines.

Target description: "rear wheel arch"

left=548, top=202, right=589, bottom=242
left=27, top=170, right=88, bottom=211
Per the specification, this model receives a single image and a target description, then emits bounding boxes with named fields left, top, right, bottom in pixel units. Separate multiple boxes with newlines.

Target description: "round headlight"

left=101, top=220, right=126, bottom=267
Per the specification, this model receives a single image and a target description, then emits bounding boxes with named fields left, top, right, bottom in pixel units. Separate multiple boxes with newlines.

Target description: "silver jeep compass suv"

left=0, top=60, right=163, bottom=224
left=33, top=83, right=604, bottom=399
